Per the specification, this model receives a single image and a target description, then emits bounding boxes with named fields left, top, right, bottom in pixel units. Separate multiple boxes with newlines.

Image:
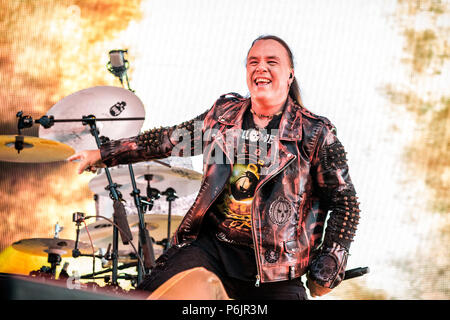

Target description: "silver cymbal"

left=89, top=162, right=202, bottom=198
left=12, top=238, right=96, bottom=258
left=39, top=86, right=146, bottom=152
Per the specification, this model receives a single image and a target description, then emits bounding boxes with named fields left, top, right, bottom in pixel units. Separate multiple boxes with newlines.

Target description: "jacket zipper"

left=176, top=132, right=233, bottom=246
left=251, top=153, right=297, bottom=287
left=199, top=135, right=233, bottom=230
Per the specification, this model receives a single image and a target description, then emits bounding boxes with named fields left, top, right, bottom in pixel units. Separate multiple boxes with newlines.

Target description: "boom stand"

left=82, top=115, right=124, bottom=286
left=128, top=164, right=155, bottom=285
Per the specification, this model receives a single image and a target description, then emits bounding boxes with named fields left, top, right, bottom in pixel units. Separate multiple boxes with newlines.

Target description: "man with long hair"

left=69, top=35, right=360, bottom=300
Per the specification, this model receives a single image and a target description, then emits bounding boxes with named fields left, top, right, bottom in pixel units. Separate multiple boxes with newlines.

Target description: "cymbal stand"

left=27, top=111, right=144, bottom=286
left=162, top=187, right=178, bottom=252
left=47, top=253, right=62, bottom=277
left=127, top=164, right=155, bottom=285
left=82, top=115, right=124, bottom=286
left=144, top=174, right=161, bottom=211
left=14, top=111, right=33, bottom=153
left=29, top=252, right=62, bottom=279
left=143, top=174, right=162, bottom=215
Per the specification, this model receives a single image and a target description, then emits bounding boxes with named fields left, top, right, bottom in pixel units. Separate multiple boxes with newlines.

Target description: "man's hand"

left=67, top=149, right=105, bottom=174
left=306, top=274, right=332, bottom=297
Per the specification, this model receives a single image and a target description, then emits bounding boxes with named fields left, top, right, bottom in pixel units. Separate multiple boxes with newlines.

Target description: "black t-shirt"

left=195, top=105, right=283, bottom=281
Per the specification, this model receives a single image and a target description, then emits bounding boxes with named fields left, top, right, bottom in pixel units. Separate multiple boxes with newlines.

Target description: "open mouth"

left=254, top=77, right=272, bottom=87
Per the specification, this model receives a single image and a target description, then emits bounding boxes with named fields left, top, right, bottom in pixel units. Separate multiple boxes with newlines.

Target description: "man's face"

left=246, top=39, right=293, bottom=107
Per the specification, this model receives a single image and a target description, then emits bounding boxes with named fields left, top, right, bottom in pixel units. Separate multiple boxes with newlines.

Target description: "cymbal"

left=89, top=162, right=202, bottom=198
left=39, top=86, right=146, bottom=152
left=0, top=135, right=75, bottom=163
left=12, top=238, right=96, bottom=258
left=79, top=214, right=183, bottom=256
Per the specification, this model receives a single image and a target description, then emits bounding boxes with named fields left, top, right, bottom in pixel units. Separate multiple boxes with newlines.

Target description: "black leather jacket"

left=100, top=93, right=360, bottom=287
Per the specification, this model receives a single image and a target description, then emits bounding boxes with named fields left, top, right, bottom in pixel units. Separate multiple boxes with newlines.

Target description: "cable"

left=85, top=215, right=146, bottom=273
left=82, top=220, right=96, bottom=278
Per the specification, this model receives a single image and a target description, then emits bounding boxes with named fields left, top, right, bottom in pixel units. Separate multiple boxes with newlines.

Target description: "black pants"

left=137, top=242, right=308, bottom=300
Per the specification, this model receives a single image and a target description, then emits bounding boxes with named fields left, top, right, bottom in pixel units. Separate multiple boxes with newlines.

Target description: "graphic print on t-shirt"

left=214, top=112, right=281, bottom=246
left=218, top=162, right=263, bottom=234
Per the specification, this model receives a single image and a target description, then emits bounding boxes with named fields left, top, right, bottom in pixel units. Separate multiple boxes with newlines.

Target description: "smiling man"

left=246, top=39, right=294, bottom=123
left=68, top=35, right=360, bottom=300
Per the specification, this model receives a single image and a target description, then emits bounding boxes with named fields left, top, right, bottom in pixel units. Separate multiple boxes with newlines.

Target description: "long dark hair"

left=247, top=35, right=304, bottom=107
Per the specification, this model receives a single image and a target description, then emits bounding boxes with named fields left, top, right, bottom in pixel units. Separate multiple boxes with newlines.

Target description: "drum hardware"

left=16, top=111, right=34, bottom=134
left=18, top=106, right=145, bottom=153
left=7, top=64, right=194, bottom=290
left=86, top=163, right=194, bottom=283
left=12, top=238, right=96, bottom=258
left=143, top=174, right=161, bottom=212
left=85, top=274, right=137, bottom=291
left=26, top=222, right=69, bottom=280
left=14, top=111, right=33, bottom=154
left=72, top=214, right=109, bottom=262
left=127, top=163, right=156, bottom=285
left=7, top=94, right=144, bottom=163
left=161, top=187, right=178, bottom=252
left=58, top=262, right=70, bottom=280
left=80, top=261, right=139, bottom=288
left=78, top=214, right=183, bottom=255
left=88, top=163, right=202, bottom=199
left=72, top=212, right=85, bottom=258
left=105, top=51, right=155, bottom=285
left=90, top=215, right=144, bottom=279
left=90, top=274, right=137, bottom=282
left=73, top=212, right=99, bottom=277
left=100, top=245, right=112, bottom=268
left=73, top=115, right=130, bottom=286
left=35, top=114, right=146, bottom=129
left=8, top=86, right=181, bottom=291
left=13, top=105, right=141, bottom=286
left=80, top=262, right=137, bottom=279
left=30, top=84, right=145, bottom=286
left=72, top=210, right=144, bottom=288
left=54, top=222, right=63, bottom=239
left=70, top=212, right=146, bottom=289
left=28, top=252, right=62, bottom=279
left=106, top=56, right=191, bottom=273
left=12, top=237, right=95, bottom=281
left=37, top=86, right=145, bottom=152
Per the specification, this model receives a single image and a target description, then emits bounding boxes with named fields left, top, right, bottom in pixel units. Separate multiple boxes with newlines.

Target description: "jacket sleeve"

left=308, top=122, right=361, bottom=289
left=100, top=109, right=209, bottom=167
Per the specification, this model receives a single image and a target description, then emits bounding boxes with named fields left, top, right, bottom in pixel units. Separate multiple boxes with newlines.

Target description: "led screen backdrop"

left=0, top=0, right=448, bottom=299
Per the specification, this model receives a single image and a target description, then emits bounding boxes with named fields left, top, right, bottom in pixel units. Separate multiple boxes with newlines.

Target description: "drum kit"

left=0, top=54, right=203, bottom=294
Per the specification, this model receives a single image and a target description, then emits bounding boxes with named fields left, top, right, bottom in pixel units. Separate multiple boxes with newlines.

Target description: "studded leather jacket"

left=100, top=93, right=360, bottom=288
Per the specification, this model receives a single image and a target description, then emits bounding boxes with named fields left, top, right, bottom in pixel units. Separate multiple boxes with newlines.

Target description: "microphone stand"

left=82, top=116, right=122, bottom=286
left=107, top=49, right=155, bottom=285
left=127, top=164, right=155, bottom=285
